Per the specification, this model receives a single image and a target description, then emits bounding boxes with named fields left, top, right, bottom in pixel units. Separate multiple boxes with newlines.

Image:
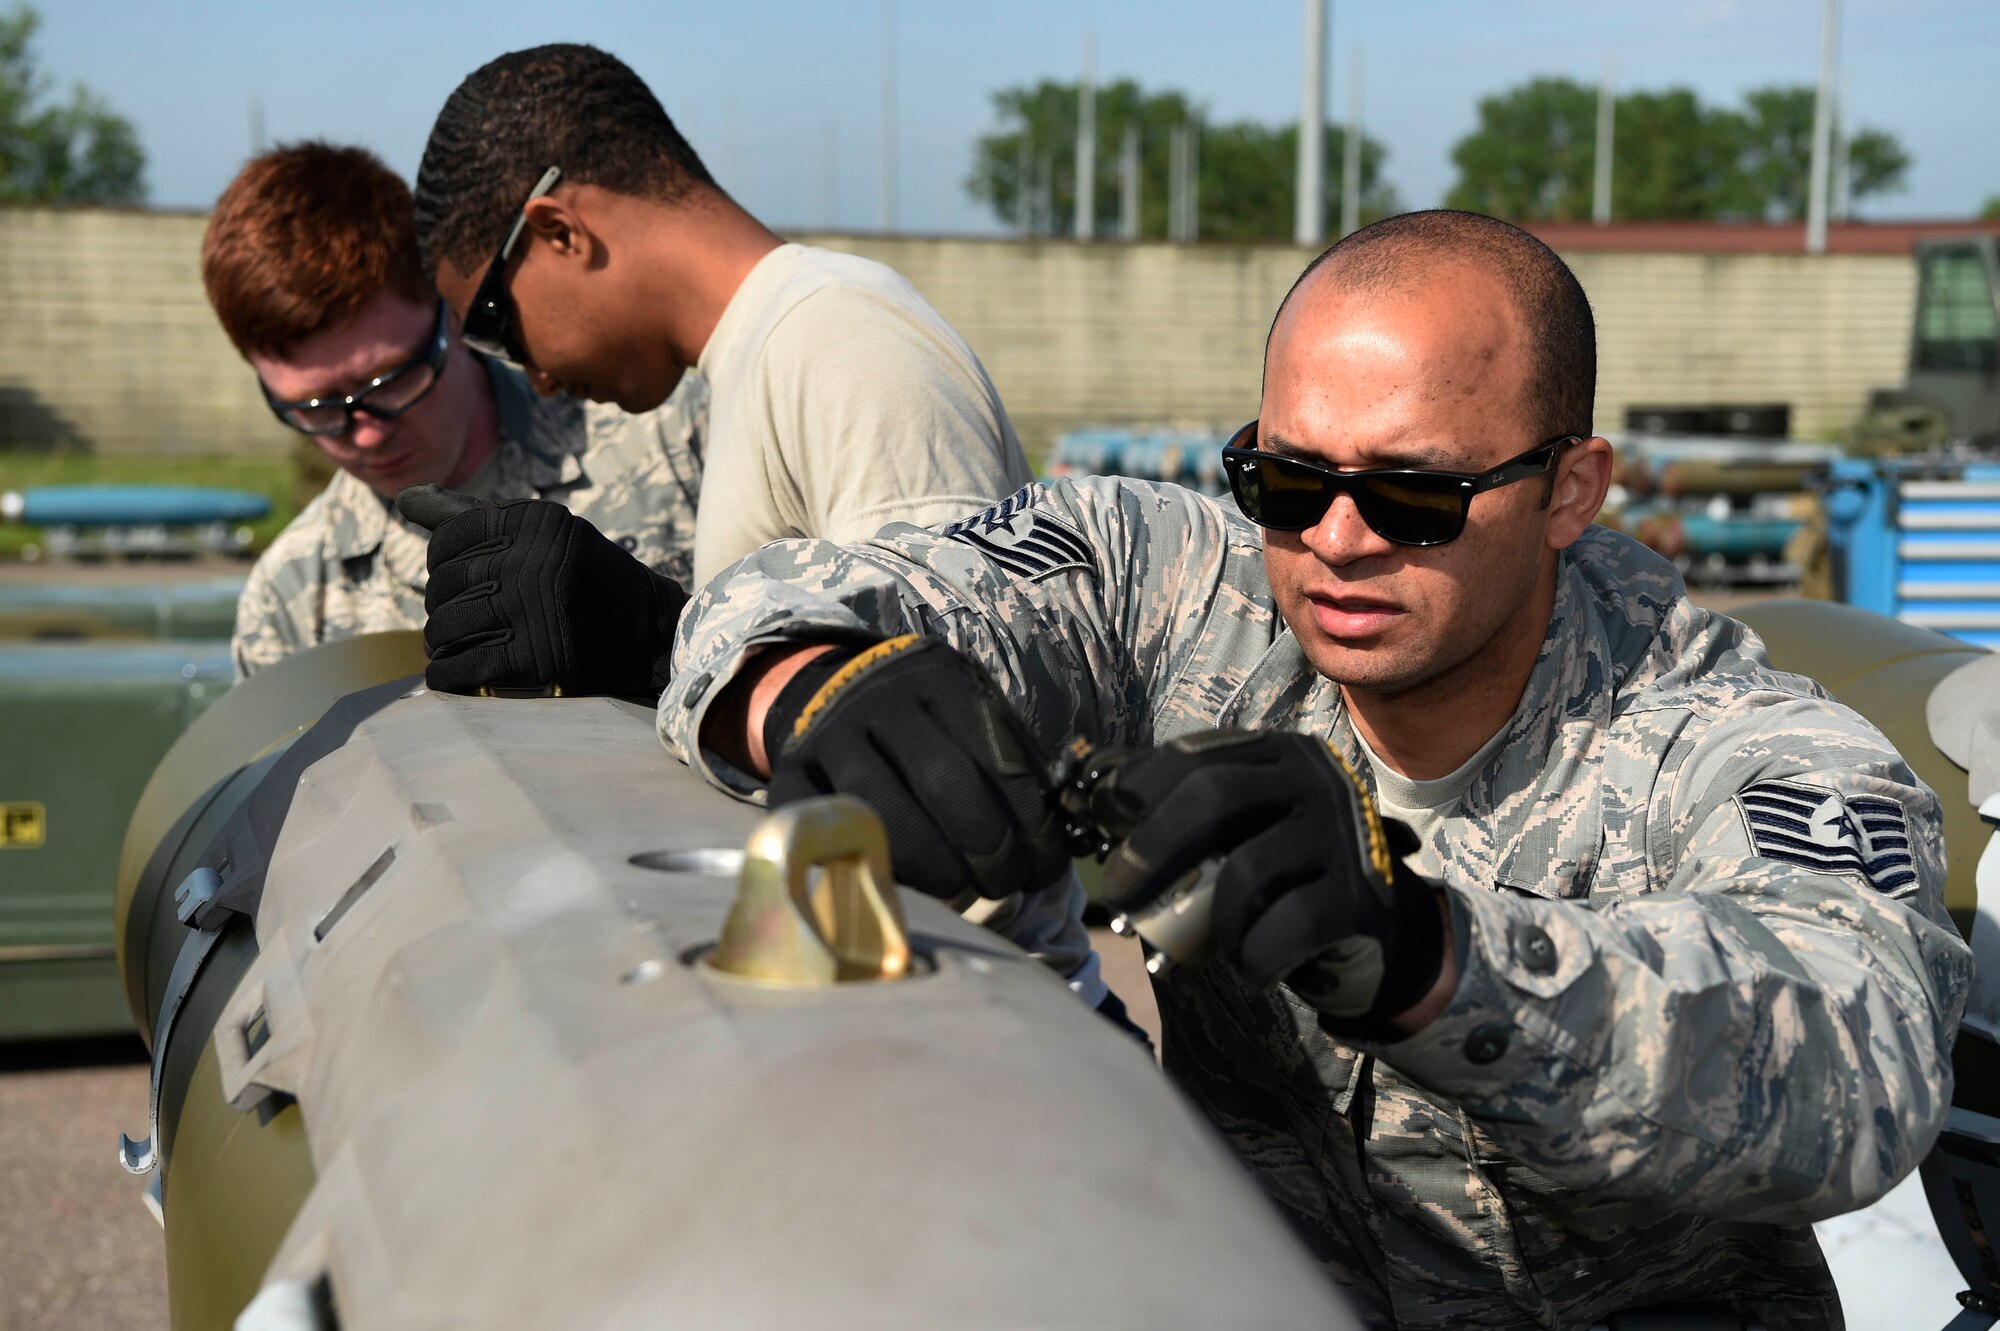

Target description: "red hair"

left=202, top=141, right=433, bottom=359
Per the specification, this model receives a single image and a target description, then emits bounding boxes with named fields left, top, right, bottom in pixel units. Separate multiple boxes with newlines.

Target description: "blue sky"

left=35, top=0, right=2000, bottom=229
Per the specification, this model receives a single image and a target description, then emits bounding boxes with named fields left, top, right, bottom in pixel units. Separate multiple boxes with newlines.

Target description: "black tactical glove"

left=1090, top=729, right=1445, bottom=1036
left=764, top=635, right=1070, bottom=901
left=394, top=484, right=687, bottom=698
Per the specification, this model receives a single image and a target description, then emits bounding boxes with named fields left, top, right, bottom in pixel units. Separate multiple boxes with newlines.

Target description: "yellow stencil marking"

left=1, top=801, right=46, bottom=849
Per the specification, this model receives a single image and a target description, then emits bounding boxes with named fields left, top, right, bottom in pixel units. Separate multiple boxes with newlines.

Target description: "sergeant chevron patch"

left=943, top=486, right=1092, bottom=580
left=1734, top=779, right=1916, bottom=894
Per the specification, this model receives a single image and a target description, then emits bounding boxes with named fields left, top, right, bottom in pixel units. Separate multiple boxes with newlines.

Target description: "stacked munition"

left=1605, top=437, right=1839, bottom=586
left=1046, top=427, right=1232, bottom=498
left=114, top=635, right=1358, bottom=1328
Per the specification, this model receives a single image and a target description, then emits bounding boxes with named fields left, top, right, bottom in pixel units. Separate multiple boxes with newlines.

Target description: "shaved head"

left=1268, top=210, right=1596, bottom=440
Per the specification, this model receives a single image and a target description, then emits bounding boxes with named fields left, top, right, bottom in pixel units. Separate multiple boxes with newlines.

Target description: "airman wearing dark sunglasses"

left=203, top=142, right=705, bottom=680
left=404, top=43, right=1032, bottom=597
left=659, top=211, right=1968, bottom=1329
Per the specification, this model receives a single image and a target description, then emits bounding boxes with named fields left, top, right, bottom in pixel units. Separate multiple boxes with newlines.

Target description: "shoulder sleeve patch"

left=1734, top=778, right=1917, bottom=894
left=941, top=485, right=1092, bottom=580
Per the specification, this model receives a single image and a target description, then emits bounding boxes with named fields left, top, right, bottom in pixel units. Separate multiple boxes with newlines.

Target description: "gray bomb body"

left=113, top=634, right=1358, bottom=1329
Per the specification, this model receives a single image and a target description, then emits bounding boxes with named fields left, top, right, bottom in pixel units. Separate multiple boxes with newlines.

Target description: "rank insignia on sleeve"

left=942, top=486, right=1092, bottom=580
left=1734, top=779, right=1916, bottom=893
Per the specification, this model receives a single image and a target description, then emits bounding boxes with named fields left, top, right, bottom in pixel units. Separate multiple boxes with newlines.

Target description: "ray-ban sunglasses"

left=1219, top=421, right=1581, bottom=547
left=461, top=165, right=563, bottom=365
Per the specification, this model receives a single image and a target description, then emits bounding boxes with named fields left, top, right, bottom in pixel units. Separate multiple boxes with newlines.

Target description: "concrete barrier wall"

left=0, top=207, right=1917, bottom=459
left=0, top=209, right=282, bottom=456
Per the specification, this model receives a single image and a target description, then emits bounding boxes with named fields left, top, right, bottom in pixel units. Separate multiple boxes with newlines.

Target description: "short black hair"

left=1267, top=209, right=1596, bottom=441
left=413, top=43, right=715, bottom=281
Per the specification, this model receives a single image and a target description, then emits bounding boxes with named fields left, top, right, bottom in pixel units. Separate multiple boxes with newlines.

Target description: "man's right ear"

left=522, top=194, right=590, bottom=261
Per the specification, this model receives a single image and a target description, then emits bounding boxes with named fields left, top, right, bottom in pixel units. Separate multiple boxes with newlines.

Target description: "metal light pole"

left=880, top=0, right=898, bottom=233
left=1339, top=44, right=1362, bottom=239
left=1593, top=58, right=1615, bottom=225
left=1295, top=0, right=1327, bottom=246
left=1185, top=119, right=1200, bottom=242
left=1806, top=0, right=1839, bottom=254
left=1832, top=74, right=1852, bottom=222
left=1015, top=140, right=1032, bottom=237
left=1074, top=35, right=1097, bottom=241
left=1119, top=123, right=1140, bottom=241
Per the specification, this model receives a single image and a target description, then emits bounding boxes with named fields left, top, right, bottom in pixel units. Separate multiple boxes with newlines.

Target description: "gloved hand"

left=394, top=484, right=687, bottom=698
left=1090, top=729, right=1445, bottom=1035
left=764, top=634, right=1070, bottom=901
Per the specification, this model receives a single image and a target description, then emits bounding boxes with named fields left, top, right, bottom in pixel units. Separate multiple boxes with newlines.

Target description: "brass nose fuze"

left=704, top=796, right=912, bottom=987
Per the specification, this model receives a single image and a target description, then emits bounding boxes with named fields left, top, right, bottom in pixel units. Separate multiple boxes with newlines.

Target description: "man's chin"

left=619, top=371, right=687, bottom=414
left=1302, top=637, right=1433, bottom=696
left=356, top=464, right=446, bottom=503
left=614, top=388, right=668, bottom=413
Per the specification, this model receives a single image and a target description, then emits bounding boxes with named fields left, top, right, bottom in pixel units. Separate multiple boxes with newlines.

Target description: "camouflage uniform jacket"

left=232, top=363, right=706, bottom=678
left=658, top=475, right=1972, bottom=1330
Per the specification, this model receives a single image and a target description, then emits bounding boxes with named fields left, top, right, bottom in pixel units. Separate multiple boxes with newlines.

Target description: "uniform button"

left=1515, top=925, right=1556, bottom=975
left=1464, top=1024, right=1511, bottom=1065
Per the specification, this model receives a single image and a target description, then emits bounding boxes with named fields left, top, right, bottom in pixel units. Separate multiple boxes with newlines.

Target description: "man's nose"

left=346, top=411, right=394, bottom=450
left=1302, top=491, right=1395, bottom=565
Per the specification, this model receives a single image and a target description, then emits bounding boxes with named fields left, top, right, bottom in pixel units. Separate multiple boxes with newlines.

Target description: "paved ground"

left=0, top=556, right=248, bottom=586
left=0, top=1037, right=164, bottom=1331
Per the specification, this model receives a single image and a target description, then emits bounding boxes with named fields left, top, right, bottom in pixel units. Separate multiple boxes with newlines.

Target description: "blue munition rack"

left=1047, top=427, right=1233, bottom=497
left=4, top=485, right=272, bottom=527
left=1826, top=458, right=2000, bottom=650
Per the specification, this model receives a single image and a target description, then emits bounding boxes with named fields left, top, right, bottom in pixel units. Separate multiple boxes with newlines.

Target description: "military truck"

left=1856, top=235, right=2000, bottom=452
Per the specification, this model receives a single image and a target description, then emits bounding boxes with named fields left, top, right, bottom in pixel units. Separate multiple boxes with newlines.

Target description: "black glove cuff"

left=1318, top=873, right=1450, bottom=1043
left=641, top=571, right=691, bottom=696
left=761, top=640, right=876, bottom=767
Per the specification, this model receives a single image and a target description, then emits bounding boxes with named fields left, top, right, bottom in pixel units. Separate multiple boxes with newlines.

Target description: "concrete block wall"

left=0, top=207, right=1918, bottom=459
left=0, top=208, right=290, bottom=456
left=1569, top=249, right=1917, bottom=443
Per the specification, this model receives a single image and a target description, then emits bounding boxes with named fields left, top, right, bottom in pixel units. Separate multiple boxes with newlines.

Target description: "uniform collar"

left=1470, top=551, right=1613, bottom=897
left=484, top=357, right=587, bottom=494
left=1305, top=549, right=1614, bottom=897
left=318, top=469, right=397, bottom=562
left=317, top=358, right=586, bottom=562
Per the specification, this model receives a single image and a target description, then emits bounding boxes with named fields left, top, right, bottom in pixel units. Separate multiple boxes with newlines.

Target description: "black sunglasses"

left=261, top=299, right=451, bottom=437
left=461, top=165, right=563, bottom=365
left=1220, top=421, right=1581, bottom=546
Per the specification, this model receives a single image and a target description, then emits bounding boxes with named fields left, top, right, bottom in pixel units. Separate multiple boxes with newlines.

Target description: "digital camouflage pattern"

left=658, top=475, right=1972, bottom=1330
left=231, top=362, right=707, bottom=678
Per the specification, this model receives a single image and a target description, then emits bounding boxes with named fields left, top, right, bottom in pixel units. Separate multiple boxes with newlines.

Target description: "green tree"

left=1445, top=77, right=1599, bottom=221
left=1196, top=119, right=1398, bottom=242
left=1737, top=85, right=1906, bottom=220
left=967, top=78, right=1397, bottom=241
left=1611, top=89, right=1756, bottom=220
left=1447, top=77, right=1907, bottom=223
left=0, top=4, right=146, bottom=204
left=1982, top=196, right=2000, bottom=222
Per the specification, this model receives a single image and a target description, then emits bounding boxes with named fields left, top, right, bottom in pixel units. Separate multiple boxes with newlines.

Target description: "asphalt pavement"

left=0, top=1037, right=165, bottom=1331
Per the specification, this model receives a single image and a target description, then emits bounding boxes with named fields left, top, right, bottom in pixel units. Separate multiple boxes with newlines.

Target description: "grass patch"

left=0, top=452, right=297, bottom=559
